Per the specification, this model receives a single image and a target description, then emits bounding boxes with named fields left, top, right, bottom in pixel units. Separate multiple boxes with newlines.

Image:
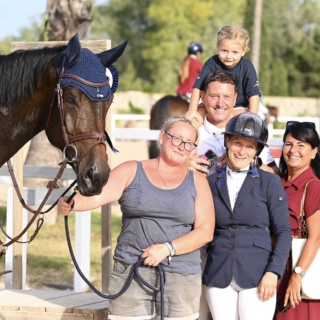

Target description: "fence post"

left=12, top=152, right=24, bottom=289
left=102, top=39, right=113, bottom=293
left=74, top=210, right=91, bottom=292
left=5, top=187, right=13, bottom=289
left=5, top=187, right=28, bottom=289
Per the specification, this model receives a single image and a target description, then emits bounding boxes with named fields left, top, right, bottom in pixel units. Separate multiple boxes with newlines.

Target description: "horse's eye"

left=66, top=95, right=75, bottom=105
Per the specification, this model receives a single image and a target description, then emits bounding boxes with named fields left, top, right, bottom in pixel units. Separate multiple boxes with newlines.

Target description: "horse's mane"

left=0, top=45, right=66, bottom=107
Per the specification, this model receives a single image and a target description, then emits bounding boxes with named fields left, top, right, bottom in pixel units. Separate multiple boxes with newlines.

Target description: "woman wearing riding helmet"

left=203, top=112, right=292, bottom=320
left=176, top=42, right=204, bottom=100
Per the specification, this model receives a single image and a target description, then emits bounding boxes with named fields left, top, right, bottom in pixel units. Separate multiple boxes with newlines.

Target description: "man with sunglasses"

left=188, top=71, right=279, bottom=320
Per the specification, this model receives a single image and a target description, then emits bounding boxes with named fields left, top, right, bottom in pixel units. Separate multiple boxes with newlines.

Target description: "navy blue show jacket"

left=203, top=166, right=292, bottom=289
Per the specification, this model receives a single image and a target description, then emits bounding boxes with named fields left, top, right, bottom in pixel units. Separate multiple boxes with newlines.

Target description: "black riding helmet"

left=223, top=112, right=269, bottom=156
left=187, top=42, right=203, bottom=55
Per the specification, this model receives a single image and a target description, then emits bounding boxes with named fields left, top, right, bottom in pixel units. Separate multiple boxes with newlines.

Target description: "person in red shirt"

left=275, top=121, right=320, bottom=320
left=176, top=42, right=204, bottom=100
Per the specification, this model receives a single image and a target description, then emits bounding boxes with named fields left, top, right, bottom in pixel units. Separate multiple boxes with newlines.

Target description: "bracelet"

left=165, top=242, right=174, bottom=264
left=70, top=201, right=75, bottom=212
left=168, top=241, right=176, bottom=255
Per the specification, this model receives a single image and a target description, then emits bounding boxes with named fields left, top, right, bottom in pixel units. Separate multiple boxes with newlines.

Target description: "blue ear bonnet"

left=57, top=49, right=119, bottom=102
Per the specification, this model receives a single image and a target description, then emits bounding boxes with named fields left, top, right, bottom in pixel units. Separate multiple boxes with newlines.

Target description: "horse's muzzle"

left=77, top=165, right=110, bottom=196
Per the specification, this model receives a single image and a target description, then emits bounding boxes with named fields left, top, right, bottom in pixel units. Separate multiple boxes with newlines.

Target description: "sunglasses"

left=286, top=121, right=316, bottom=130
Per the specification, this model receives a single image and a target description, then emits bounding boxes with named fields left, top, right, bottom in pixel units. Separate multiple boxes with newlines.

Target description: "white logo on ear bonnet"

left=106, top=68, right=113, bottom=88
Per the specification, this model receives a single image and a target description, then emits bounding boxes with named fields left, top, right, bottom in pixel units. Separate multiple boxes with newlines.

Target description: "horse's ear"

left=97, top=40, right=128, bottom=68
left=64, top=33, right=82, bottom=69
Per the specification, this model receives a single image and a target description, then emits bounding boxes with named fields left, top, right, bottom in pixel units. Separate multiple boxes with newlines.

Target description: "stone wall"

left=260, top=96, right=320, bottom=117
left=112, top=91, right=165, bottom=114
left=112, top=91, right=320, bottom=118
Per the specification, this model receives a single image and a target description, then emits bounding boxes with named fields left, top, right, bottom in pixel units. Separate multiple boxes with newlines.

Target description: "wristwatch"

left=294, top=266, right=306, bottom=277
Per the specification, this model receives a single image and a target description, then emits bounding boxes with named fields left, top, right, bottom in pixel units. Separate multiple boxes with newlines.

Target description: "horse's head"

left=46, top=34, right=127, bottom=196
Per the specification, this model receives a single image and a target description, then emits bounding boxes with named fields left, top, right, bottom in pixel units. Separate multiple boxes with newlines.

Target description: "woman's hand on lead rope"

left=58, top=196, right=74, bottom=216
left=284, top=273, right=302, bottom=308
left=257, top=272, right=278, bottom=302
left=141, top=244, right=170, bottom=267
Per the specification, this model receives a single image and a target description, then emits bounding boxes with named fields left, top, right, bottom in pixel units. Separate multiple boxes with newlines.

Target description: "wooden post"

left=101, top=40, right=112, bottom=293
left=11, top=153, right=24, bottom=289
left=10, top=43, right=25, bottom=289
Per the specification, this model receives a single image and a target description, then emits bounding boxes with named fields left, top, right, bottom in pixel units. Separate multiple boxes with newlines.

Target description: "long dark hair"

left=0, top=45, right=66, bottom=107
left=279, top=126, right=320, bottom=179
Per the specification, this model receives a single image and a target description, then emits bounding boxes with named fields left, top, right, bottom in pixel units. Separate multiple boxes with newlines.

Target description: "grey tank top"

left=114, top=161, right=201, bottom=274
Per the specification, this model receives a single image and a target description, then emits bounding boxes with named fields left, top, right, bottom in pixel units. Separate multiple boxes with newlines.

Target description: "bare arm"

left=172, top=171, right=215, bottom=253
left=260, top=163, right=280, bottom=175
left=249, top=95, right=260, bottom=114
left=58, top=161, right=137, bottom=214
left=284, top=210, right=320, bottom=307
left=185, top=88, right=204, bottom=127
left=142, top=171, right=215, bottom=266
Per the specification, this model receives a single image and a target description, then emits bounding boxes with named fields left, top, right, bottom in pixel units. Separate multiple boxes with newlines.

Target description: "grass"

left=0, top=210, right=122, bottom=290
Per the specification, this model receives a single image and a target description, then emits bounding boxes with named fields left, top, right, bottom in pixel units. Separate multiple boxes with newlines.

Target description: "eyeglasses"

left=286, top=121, right=316, bottom=130
left=164, top=131, right=197, bottom=152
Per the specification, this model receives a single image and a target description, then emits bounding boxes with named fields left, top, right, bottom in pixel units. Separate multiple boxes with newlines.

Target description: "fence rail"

left=5, top=187, right=90, bottom=292
left=267, top=116, right=319, bottom=138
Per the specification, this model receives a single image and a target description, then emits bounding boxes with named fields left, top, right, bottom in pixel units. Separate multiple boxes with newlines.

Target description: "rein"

left=64, top=192, right=166, bottom=320
left=0, top=59, right=113, bottom=255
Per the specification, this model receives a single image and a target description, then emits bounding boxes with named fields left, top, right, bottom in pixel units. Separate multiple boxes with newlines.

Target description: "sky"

left=0, top=0, right=106, bottom=40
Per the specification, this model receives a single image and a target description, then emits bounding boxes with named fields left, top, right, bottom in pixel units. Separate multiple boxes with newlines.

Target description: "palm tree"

left=41, top=0, right=93, bottom=41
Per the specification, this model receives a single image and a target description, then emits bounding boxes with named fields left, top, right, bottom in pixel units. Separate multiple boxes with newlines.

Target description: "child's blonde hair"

left=216, top=25, right=250, bottom=52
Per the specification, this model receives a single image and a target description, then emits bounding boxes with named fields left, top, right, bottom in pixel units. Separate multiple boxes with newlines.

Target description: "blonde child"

left=186, top=25, right=261, bottom=126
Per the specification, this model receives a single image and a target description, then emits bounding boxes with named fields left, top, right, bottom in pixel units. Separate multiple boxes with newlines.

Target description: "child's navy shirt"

left=193, top=55, right=261, bottom=108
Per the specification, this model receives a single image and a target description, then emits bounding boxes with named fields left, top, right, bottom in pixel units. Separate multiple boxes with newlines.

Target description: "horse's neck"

left=0, top=85, right=57, bottom=167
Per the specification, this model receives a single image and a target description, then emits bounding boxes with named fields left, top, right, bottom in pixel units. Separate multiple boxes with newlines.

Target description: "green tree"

left=142, top=0, right=214, bottom=93
left=91, top=0, right=246, bottom=93
left=91, top=0, right=154, bottom=91
left=0, top=20, right=45, bottom=54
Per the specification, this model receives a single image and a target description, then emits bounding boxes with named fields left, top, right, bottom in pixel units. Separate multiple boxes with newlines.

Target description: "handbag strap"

left=298, top=179, right=317, bottom=238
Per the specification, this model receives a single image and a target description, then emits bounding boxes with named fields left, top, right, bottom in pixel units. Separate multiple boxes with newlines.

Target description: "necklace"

left=155, top=157, right=181, bottom=187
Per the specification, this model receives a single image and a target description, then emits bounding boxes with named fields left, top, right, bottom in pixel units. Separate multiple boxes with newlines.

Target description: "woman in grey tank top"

left=58, top=116, right=215, bottom=320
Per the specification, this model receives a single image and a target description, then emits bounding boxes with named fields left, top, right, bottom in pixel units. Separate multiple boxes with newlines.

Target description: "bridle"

left=46, top=58, right=111, bottom=171
left=0, top=58, right=114, bottom=254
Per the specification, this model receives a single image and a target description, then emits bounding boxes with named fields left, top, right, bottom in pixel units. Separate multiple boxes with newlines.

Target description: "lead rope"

left=65, top=191, right=166, bottom=320
left=0, top=180, right=77, bottom=244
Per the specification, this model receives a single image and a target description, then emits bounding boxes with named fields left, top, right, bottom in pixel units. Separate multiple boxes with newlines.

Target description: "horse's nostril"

left=87, top=168, right=94, bottom=182
left=84, top=167, right=95, bottom=183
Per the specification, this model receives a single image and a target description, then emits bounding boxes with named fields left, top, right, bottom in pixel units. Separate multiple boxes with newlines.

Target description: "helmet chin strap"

left=226, top=149, right=256, bottom=174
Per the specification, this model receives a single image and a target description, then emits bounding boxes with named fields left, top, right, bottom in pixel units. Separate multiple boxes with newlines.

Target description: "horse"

left=0, top=34, right=127, bottom=196
left=266, top=106, right=278, bottom=123
left=149, top=95, right=189, bottom=159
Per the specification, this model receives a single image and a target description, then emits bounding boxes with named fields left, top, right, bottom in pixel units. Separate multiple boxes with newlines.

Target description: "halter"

left=46, top=58, right=113, bottom=170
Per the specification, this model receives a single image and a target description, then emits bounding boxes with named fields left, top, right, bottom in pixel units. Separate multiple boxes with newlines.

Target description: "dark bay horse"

left=0, top=34, right=127, bottom=196
left=149, top=96, right=189, bottom=158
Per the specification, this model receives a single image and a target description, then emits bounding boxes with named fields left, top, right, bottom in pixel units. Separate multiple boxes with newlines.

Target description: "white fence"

left=267, top=116, right=319, bottom=138
left=4, top=187, right=91, bottom=292
left=111, top=114, right=319, bottom=141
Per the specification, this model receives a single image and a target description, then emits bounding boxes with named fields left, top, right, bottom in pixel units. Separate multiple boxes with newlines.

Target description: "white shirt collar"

left=227, top=164, right=250, bottom=181
left=203, top=115, right=224, bottom=136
